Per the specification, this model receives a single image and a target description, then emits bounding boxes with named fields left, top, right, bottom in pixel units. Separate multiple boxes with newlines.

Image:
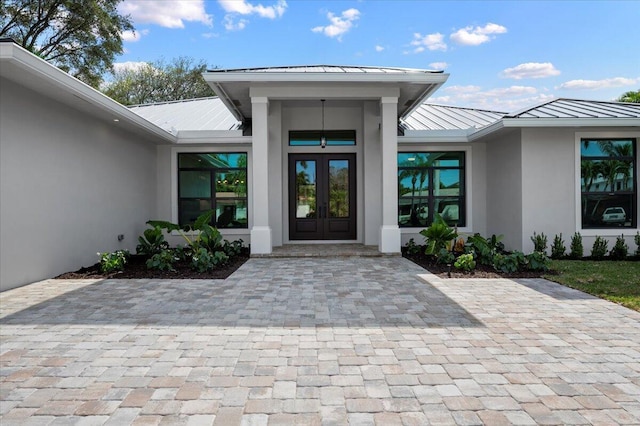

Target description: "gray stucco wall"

left=0, top=78, right=158, bottom=291
left=486, top=129, right=523, bottom=251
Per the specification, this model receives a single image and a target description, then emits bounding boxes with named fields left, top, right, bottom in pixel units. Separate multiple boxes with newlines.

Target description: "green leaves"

left=419, top=213, right=457, bottom=256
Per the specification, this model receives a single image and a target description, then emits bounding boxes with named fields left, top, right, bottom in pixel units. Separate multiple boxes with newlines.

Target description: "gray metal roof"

left=506, top=98, right=640, bottom=119
left=402, top=104, right=505, bottom=131
left=129, top=97, right=240, bottom=132
left=208, top=65, right=443, bottom=74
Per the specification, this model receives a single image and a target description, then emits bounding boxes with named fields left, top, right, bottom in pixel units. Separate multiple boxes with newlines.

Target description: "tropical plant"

left=609, top=235, right=628, bottom=260
left=526, top=251, right=550, bottom=272
left=222, top=239, right=244, bottom=258
left=493, top=251, right=526, bottom=274
left=0, top=0, right=134, bottom=88
left=146, top=249, right=178, bottom=272
left=98, top=249, right=129, bottom=273
left=591, top=236, right=608, bottom=260
left=569, top=232, right=584, bottom=259
left=436, top=248, right=455, bottom=265
left=551, top=233, right=566, bottom=259
left=191, top=247, right=228, bottom=272
left=466, top=233, right=504, bottom=266
left=147, top=210, right=223, bottom=253
left=617, top=89, right=640, bottom=103
left=530, top=232, right=548, bottom=253
left=454, top=253, right=476, bottom=272
left=636, top=231, right=640, bottom=256
left=404, top=238, right=422, bottom=255
left=419, top=213, right=457, bottom=255
left=136, top=225, right=169, bottom=256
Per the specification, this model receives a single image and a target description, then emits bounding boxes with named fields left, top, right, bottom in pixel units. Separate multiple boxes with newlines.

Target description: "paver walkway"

left=1, top=257, right=639, bottom=425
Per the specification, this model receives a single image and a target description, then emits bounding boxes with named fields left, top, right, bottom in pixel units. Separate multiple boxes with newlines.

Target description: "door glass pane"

left=329, top=160, right=349, bottom=218
left=180, top=171, right=211, bottom=198
left=296, top=161, right=316, bottom=218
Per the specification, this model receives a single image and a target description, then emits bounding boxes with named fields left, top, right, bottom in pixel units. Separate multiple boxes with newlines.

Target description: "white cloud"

left=429, top=62, right=448, bottom=70
left=432, top=84, right=551, bottom=111
left=112, top=61, right=151, bottom=73
left=202, top=32, right=218, bottom=39
left=557, top=77, right=639, bottom=90
left=375, top=45, right=384, bottom=52
left=224, top=15, right=248, bottom=31
left=119, top=0, right=212, bottom=28
left=450, top=22, right=507, bottom=46
left=410, top=32, right=447, bottom=53
left=218, top=0, right=287, bottom=19
left=312, top=8, right=360, bottom=41
left=501, top=62, right=561, bottom=79
left=121, top=29, right=149, bottom=42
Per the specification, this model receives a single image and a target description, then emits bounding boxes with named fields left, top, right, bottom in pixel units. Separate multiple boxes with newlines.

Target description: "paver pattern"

left=1, top=257, right=639, bottom=425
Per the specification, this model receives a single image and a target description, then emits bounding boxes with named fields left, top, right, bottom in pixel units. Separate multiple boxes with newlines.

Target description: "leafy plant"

left=635, top=231, right=640, bottom=256
left=569, top=232, right=583, bottom=259
left=466, top=233, right=504, bottom=266
left=609, top=235, right=628, bottom=260
left=591, top=236, right=608, bottom=260
left=191, top=248, right=229, bottom=272
left=146, top=249, right=178, bottom=271
left=404, top=238, right=422, bottom=255
left=454, top=253, right=476, bottom=272
left=98, top=249, right=129, bottom=273
left=222, top=239, right=244, bottom=257
left=419, top=213, right=457, bottom=256
left=493, top=251, right=526, bottom=274
left=526, top=251, right=550, bottom=272
left=136, top=225, right=169, bottom=256
left=530, top=232, right=548, bottom=253
left=147, top=210, right=224, bottom=253
left=550, top=233, right=566, bottom=259
left=436, top=248, right=455, bottom=265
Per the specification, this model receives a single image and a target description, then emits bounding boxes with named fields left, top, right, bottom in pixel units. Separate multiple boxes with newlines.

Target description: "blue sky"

left=114, top=0, right=639, bottom=112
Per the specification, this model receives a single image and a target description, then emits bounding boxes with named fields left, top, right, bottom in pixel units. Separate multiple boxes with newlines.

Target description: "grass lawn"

left=544, top=260, right=640, bottom=312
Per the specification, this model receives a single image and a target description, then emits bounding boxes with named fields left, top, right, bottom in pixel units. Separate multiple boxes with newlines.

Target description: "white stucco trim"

left=396, top=144, right=474, bottom=235
left=574, top=131, right=640, bottom=237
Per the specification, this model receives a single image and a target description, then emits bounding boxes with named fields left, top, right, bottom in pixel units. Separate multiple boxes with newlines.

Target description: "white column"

left=379, top=97, right=401, bottom=253
left=250, top=97, right=272, bottom=254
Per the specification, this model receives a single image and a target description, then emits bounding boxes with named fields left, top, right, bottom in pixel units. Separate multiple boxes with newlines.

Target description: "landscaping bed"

left=56, top=250, right=250, bottom=280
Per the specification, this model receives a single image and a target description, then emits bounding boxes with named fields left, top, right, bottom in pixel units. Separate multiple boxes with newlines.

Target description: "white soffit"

left=203, top=65, right=449, bottom=121
left=0, top=40, right=175, bottom=144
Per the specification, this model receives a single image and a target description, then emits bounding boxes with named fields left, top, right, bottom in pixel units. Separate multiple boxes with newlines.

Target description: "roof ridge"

left=422, top=102, right=507, bottom=115
left=129, top=96, right=220, bottom=108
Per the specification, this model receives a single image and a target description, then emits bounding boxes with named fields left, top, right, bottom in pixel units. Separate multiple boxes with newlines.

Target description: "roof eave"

left=0, top=41, right=177, bottom=144
left=203, top=71, right=449, bottom=84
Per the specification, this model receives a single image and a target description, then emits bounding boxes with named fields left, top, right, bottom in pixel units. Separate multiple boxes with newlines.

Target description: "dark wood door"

left=289, top=153, right=356, bottom=240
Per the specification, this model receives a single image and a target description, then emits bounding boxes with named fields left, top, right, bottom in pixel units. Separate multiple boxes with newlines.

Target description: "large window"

left=289, top=130, right=356, bottom=146
left=398, top=152, right=465, bottom=227
left=178, top=153, right=248, bottom=228
left=581, top=139, right=636, bottom=229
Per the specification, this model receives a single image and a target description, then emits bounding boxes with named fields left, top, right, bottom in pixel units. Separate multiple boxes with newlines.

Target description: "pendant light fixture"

left=320, top=99, right=326, bottom=148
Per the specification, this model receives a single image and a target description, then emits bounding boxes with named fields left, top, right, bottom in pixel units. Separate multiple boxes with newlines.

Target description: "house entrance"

left=289, top=153, right=356, bottom=240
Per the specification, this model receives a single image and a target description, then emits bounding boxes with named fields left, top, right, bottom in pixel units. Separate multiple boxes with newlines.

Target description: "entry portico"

left=202, top=66, right=449, bottom=254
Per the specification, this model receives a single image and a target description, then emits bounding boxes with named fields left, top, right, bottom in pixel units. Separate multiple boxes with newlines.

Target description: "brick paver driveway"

left=1, top=257, right=639, bottom=425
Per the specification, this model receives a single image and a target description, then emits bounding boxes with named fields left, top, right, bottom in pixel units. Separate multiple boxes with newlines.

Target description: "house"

left=1, top=40, right=639, bottom=292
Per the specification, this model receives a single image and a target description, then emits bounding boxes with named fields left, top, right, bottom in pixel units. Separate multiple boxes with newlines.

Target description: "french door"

left=289, top=153, right=356, bottom=240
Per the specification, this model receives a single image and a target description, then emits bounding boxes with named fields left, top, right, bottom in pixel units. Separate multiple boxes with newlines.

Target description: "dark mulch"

left=402, top=250, right=557, bottom=279
left=55, top=251, right=250, bottom=280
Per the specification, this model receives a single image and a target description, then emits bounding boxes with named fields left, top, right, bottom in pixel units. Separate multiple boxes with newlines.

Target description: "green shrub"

left=136, top=225, right=169, bottom=256
left=609, top=235, right=628, bottom=260
left=635, top=231, right=640, bottom=256
left=222, top=239, right=244, bottom=257
left=404, top=238, right=422, bottom=255
left=146, top=249, right=177, bottom=271
left=419, top=213, right=457, bottom=256
left=550, top=233, right=566, bottom=259
left=98, top=249, right=130, bottom=273
left=569, top=232, right=583, bottom=259
left=591, top=236, right=608, bottom=260
left=466, top=233, right=504, bottom=266
left=493, top=251, right=525, bottom=274
left=147, top=210, right=222, bottom=253
left=530, top=232, right=548, bottom=253
left=436, top=248, right=455, bottom=265
left=526, top=251, right=550, bottom=271
left=191, top=247, right=228, bottom=272
left=454, top=253, right=476, bottom=272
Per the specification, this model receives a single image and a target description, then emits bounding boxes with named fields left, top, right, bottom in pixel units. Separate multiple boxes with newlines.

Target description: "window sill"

left=578, top=228, right=638, bottom=237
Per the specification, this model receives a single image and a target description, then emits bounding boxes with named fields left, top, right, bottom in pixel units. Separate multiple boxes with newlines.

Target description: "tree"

left=0, top=0, right=133, bottom=88
left=617, top=90, right=640, bottom=103
left=103, top=57, right=215, bottom=105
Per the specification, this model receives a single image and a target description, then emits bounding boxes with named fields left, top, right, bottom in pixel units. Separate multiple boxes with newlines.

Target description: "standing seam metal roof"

left=207, top=65, right=444, bottom=74
left=506, top=98, right=640, bottom=119
left=401, top=104, right=505, bottom=131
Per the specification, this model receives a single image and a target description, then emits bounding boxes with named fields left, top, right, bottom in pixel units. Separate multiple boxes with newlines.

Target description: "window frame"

left=176, top=152, right=249, bottom=229
left=397, top=150, right=467, bottom=229
left=575, top=132, right=639, bottom=236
